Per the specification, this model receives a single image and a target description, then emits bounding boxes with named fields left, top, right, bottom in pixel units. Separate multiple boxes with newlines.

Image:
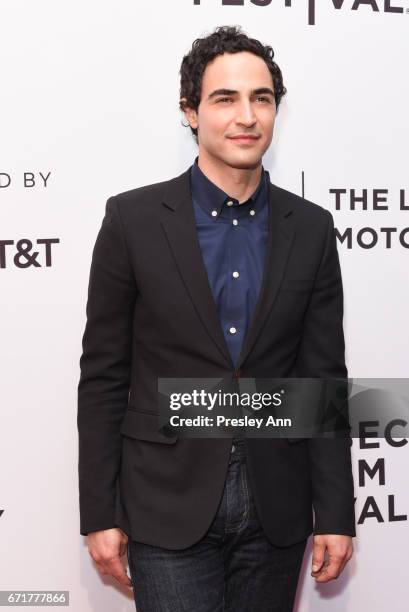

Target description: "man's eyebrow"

left=207, top=87, right=275, bottom=100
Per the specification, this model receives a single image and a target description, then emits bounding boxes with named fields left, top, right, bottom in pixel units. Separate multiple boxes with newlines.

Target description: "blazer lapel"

left=160, top=168, right=234, bottom=367
left=236, top=183, right=295, bottom=369
left=160, top=167, right=296, bottom=370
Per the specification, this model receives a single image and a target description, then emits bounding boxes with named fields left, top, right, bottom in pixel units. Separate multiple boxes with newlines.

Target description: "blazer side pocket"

left=286, top=437, right=308, bottom=444
left=120, top=409, right=178, bottom=444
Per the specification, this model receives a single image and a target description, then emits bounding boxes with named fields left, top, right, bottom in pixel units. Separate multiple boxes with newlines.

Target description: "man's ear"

left=180, top=98, right=198, bottom=130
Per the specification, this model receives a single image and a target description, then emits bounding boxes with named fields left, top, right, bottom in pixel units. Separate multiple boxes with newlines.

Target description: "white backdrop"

left=1, top=1, right=408, bottom=610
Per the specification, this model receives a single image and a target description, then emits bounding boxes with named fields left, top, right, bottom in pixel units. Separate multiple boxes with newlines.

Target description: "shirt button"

left=231, top=443, right=236, bottom=453
left=232, top=271, right=240, bottom=278
left=226, top=200, right=234, bottom=207
left=229, top=326, right=237, bottom=334
left=249, top=209, right=255, bottom=216
left=232, top=219, right=238, bottom=226
left=211, top=210, right=218, bottom=217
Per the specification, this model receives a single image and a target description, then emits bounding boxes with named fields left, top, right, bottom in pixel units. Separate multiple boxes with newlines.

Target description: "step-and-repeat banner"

left=1, top=1, right=407, bottom=610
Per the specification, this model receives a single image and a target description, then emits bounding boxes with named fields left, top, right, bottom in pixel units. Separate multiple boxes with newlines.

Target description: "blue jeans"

left=127, top=438, right=307, bottom=611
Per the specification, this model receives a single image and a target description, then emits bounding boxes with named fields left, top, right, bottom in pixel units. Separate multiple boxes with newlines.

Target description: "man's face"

left=183, top=51, right=277, bottom=169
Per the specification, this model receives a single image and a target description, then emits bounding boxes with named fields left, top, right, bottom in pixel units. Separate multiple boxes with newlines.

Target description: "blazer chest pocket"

left=286, top=437, right=308, bottom=444
left=120, top=408, right=178, bottom=444
left=280, top=278, right=315, bottom=292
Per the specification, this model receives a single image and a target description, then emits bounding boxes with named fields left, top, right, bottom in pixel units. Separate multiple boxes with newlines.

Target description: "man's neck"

left=197, top=152, right=263, bottom=204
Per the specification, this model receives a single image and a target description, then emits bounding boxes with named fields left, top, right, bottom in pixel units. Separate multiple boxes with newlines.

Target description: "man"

left=78, top=25, right=355, bottom=611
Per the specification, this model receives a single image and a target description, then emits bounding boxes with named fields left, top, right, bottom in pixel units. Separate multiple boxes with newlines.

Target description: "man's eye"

left=216, top=96, right=272, bottom=104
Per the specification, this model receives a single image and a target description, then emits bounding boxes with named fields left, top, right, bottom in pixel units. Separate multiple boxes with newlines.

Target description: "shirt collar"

left=190, top=155, right=269, bottom=221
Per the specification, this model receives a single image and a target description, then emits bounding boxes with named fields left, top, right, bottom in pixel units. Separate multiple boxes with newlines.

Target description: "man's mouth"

left=229, top=135, right=260, bottom=144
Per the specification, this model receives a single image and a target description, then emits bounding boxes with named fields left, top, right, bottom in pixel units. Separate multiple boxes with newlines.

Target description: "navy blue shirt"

left=190, top=156, right=270, bottom=368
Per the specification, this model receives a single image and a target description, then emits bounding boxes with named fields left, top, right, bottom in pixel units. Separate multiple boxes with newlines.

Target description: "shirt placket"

left=223, top=202, right=249, bottom=367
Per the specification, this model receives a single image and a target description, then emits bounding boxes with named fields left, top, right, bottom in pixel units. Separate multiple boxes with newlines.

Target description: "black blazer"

left=77, top=165, right=356, bottom=548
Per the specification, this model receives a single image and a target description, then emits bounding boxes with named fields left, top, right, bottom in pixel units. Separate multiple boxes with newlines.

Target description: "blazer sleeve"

left=294, top=209, right=356, bottom=537
left=77, top=195, right=138, bottom=536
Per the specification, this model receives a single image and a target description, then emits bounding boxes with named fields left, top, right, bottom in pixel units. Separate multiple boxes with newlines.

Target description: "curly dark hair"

left=179, top=25, right=287, bottom=143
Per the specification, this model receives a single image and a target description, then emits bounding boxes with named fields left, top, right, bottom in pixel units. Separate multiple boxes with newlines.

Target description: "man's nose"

left=235, top=102, right=257, bottom=126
